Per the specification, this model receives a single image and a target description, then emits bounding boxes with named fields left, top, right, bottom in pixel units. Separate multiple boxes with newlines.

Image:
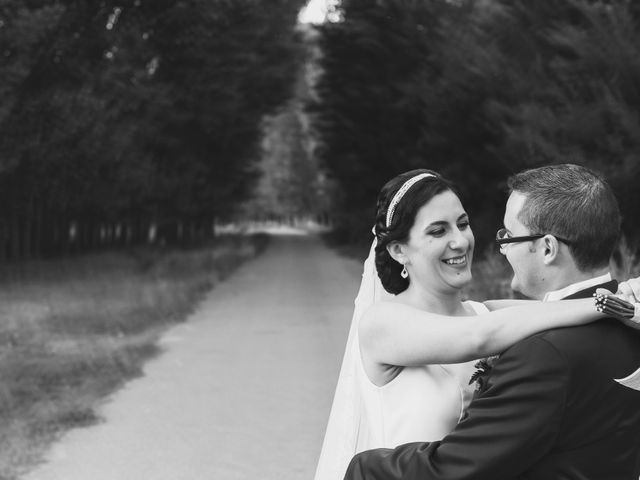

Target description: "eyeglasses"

left=495, top=228, right=572, bottom=248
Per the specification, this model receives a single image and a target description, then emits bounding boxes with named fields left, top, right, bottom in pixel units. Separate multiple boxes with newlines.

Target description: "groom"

left=345, top=164, right=640, bottom=480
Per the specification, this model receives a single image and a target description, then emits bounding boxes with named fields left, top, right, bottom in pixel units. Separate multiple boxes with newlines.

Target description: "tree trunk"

left=9, top=211, right=20, bottom=260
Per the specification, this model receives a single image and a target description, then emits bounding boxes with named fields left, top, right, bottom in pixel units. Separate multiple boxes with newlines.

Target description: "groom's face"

left=500, top=192, right=547, bottom=300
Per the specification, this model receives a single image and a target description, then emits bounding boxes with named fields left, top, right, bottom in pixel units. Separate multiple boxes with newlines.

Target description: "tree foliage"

left=242, top=26, right=333, bottom=224
left=312, top=0, right=640, bottom=248
left=0, top=0, right=305, bottom=258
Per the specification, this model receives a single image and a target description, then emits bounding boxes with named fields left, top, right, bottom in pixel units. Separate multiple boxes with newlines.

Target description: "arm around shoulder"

left=359, top=298, right=601, bottom=368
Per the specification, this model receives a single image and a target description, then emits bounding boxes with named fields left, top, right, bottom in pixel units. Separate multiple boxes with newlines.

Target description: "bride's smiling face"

left=396, top=190, right=475, bottom=293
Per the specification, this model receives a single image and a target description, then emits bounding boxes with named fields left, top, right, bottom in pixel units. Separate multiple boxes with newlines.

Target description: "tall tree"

left=312, top=0, right=640, bottom=247
left=0, top=0, right=306, bottom=257
left=311, top=0, right=455, bottom=239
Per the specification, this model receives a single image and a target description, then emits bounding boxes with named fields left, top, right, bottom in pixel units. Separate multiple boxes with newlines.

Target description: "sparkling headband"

left=385, top=173, right=436, bottom=227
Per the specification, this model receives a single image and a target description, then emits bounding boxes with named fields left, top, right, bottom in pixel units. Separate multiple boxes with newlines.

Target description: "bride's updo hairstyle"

left=374, top=169, right=459, bottom=294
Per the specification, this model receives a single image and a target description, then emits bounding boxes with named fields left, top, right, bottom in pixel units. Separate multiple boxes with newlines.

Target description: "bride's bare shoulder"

left=359, top=301, right=412, bottom=344
left=361, top=301, right=397, bottom=324
left=364, top=299, right=413, bottom=312
left=361, top=300, right=430, bottom=326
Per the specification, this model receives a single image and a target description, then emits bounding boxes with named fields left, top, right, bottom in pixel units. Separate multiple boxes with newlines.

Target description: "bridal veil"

left=313, top=239, right=391, bottom=480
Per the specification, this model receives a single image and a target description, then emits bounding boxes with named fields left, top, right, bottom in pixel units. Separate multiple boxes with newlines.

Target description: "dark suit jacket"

left=345, top=281, right=640, bottom=480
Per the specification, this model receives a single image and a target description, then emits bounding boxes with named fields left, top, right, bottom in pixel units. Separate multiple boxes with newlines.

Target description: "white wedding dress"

left=313, top=240, right=487, bottom=480
left=355, top=301, right=486, bottom=450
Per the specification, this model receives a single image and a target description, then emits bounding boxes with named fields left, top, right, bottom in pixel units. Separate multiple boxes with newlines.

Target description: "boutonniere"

left=469, top=355, right=499, bottom=392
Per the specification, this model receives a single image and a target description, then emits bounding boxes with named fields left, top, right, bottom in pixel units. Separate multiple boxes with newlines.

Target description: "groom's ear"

left=387, top=241, right=407, bottom=264
left=542, top=235, right=560, bottom=265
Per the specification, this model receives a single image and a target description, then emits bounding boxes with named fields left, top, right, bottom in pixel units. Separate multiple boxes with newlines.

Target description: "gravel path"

left=23, top=233, right=361, bottom=480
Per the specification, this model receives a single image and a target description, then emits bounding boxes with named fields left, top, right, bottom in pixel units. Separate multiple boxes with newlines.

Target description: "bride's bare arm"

left=483, top=299, right=536, bottom=310
left=359, top=299, right=601, bottom=367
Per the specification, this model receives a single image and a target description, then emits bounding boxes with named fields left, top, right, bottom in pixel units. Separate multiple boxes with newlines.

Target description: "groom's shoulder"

left=513, top=319, right=640, bottom=364
left=532, top=319, right=622, bottom=346
left=538, top=317, right=639, bottom=342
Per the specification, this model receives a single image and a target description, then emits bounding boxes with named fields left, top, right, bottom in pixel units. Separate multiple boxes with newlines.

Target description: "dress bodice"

left=355, top=301, right=487, bottom=451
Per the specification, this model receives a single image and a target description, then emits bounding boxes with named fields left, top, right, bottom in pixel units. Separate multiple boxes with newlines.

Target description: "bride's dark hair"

left=374, top=169, right=459, bottom=294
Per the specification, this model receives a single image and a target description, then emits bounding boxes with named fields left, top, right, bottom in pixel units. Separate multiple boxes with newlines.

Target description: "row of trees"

left=240, top=27, right=334, bottom=226
left=312, top=0, right=640, bottom=252
left=0, top=0, right=305, bottom=259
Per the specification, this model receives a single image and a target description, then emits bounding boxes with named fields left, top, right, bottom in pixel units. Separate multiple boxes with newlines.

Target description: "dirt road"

left=23, top=233, right=362, bottom=480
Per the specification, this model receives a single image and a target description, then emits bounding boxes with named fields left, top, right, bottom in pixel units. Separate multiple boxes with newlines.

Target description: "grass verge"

left=0, top=233, right=269, bottom=480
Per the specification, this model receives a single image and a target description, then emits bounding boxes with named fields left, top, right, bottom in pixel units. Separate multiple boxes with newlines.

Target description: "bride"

left=314, top=169, right=640, bottom=480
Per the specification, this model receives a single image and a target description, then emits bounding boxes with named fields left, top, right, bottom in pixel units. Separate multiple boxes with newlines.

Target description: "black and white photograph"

left=1, top=0, right=640, bottom=479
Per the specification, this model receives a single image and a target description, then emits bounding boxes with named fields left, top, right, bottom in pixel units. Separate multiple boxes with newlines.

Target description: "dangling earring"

left=401, top=265, right=409, bottom=279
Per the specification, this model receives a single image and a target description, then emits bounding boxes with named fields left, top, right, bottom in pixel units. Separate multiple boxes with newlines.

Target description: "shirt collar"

left=543, top=272, right=612, bottom=302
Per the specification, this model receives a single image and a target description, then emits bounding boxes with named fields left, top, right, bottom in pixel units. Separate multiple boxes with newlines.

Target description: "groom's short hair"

left=507, top=163, right=621, bottom=271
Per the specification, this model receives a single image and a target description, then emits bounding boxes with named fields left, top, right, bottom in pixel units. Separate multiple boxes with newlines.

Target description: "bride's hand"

left=595, top=288, right=640, bottom=330
left=617, top=277, right=640, bottom=304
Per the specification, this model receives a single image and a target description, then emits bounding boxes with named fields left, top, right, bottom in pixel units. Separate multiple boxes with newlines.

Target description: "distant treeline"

left=312, top=0, right=640, bottom=252
left=0, top=0, right=305, bottom=259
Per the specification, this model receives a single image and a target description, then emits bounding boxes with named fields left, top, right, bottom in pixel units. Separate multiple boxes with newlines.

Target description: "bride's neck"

left=400, top=284, right=466, bottom=316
